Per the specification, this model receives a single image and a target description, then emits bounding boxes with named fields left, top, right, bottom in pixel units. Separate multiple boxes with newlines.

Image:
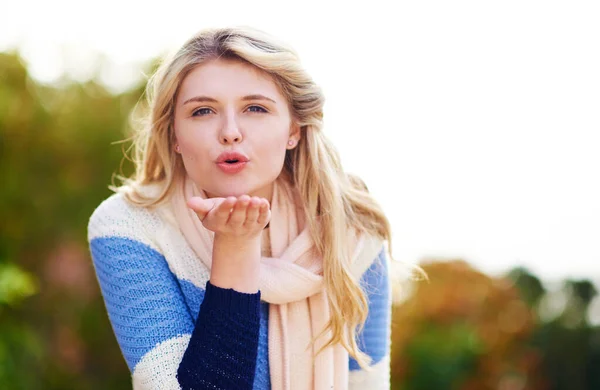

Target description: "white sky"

left=3, top=0, right=599, bottom=283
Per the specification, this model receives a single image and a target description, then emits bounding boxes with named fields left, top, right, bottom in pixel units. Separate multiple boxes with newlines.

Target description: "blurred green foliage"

left=0, top=51, right=142, bottom=389
left=391, top=261, right=542, bottom=389
left=391, top=262, right=600, bottom=390
left=0, top=263, right=37, bottom=306
left=1, top=51, right=599, bottom=389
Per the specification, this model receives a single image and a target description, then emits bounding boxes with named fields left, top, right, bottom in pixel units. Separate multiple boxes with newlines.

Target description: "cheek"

left=175, top=122, right=206, bottom=155
left=260, top=135, right=288, bottom=161
left=176, top=136, right=209, bottom=170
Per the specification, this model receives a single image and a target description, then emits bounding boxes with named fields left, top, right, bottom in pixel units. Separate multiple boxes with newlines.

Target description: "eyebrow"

left=182, top=94, right=277, bottom=106
left=241, top=94, right=276, bottom=104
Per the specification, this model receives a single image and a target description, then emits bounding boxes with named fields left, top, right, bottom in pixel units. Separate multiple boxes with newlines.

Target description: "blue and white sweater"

left=87, top=192, right=391, bottom=389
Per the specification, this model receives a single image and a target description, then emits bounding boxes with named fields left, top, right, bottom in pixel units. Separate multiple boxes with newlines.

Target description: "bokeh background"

left=1, top=1, right=599, bottom=389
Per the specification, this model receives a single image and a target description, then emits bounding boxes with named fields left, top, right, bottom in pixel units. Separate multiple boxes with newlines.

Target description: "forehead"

left=177, top=58, right=284, bottom=103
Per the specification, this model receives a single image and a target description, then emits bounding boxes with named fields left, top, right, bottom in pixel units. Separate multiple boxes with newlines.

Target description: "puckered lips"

left=215, top=151, right=249, bottom=174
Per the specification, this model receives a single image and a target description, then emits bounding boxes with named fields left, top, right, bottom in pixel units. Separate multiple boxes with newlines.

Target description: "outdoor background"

left=1, top=1, right=599, bottom=389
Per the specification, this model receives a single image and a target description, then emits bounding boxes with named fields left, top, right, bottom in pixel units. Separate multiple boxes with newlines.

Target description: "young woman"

left=88, top=26, right=392, bottom=390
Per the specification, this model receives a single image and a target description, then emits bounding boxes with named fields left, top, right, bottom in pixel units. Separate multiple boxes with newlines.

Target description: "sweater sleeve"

left=177, top=280, right=261, bottom=389
left=348, top=248, right=392, bottom=390
left=89, top=225, right=261, bottom=389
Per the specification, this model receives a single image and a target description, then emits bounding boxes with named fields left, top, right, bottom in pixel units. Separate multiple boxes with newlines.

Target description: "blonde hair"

left=114, top=26, right=395, bottom=368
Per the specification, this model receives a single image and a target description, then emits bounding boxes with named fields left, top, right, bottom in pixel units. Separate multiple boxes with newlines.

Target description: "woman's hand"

left=187, top=195, right=271, bottom=293
left=187, top=195, right=271, bottom=239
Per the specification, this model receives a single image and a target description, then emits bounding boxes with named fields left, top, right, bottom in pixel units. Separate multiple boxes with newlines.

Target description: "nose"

left=219, top=113, right=242, bottom=145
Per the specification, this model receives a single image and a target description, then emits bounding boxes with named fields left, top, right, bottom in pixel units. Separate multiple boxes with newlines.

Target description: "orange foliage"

left=391, top=260, right=545, bottom=390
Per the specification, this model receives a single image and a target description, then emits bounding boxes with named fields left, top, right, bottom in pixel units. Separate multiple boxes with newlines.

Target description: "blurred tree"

left=0, top=263, right=42, bottom=389
left=0, top=51, right=148, bottom=389
left=507, top=267, right=546, bottom=309
left=391, top=260, right=544, bottom=390
left=525, top=277, right=599, bottom=390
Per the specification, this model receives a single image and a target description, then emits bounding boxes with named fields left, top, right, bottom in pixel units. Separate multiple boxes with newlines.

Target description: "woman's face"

left=173, top=58, right=300, bottom=201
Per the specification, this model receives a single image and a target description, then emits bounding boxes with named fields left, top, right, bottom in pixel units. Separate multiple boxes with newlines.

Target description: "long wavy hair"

left=113, top=26, right=396, bottom=368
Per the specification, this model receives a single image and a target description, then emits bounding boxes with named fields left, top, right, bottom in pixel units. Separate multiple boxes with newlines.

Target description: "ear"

left=286, top=122, right=301, bottom=150
left=173, top=138, right=181, bottom=154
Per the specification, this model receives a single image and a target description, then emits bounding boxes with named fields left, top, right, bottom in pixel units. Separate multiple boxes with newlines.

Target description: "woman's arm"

left=89, top=234, right=261, bottom=390
left=177, top=279, right=261, bottom=389
left=348, top=248, right=392, bottom=390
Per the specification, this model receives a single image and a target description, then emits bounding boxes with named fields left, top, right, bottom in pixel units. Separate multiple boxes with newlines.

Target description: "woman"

left=88, top=26, right=392, bottom=389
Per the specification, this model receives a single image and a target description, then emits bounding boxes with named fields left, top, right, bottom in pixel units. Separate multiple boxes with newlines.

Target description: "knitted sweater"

left=87, top=192, right=391, bottom=389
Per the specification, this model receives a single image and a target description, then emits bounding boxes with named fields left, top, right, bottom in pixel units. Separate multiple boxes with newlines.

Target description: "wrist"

left=213, top=233, right=261, bottom=251
left=210, top=234, right=261, bottom=293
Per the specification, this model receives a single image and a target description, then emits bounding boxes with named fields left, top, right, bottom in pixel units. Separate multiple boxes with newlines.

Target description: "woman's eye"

left=192, top=108, right=213, bottom=116
left=247, top=105, right=267, bottom=113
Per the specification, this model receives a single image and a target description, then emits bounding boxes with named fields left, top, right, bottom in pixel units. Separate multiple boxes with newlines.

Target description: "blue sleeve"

left=89, top=236, right=260, bottom=390
left=349, top=248, right=391, bottom=370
